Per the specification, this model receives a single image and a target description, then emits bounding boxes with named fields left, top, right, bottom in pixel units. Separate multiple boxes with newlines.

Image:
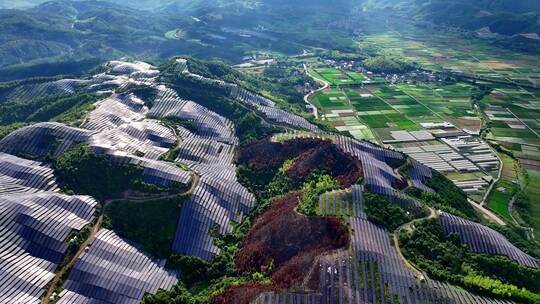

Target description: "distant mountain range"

left=0, top=0, right=358, bottom=79
left=0, top=0, right=537, bottom=80
left=366, top=0, right=540, bottom=36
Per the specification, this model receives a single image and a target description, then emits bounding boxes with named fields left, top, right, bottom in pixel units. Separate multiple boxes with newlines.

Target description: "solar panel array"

left=231, top=86, right=321, bottom=132
left=0, top=153, right=58, bottom=195
left=407, top=159, right=434, bottom=193
left=147, top=86, right=189, bottom=118
left=440, top=212, right=538, bottom=268
left=57, top=229, right=178, bottom=304
left=269, top=131, right=422, bottom=210
left=0, top=193, right=97, bottom=304
left=103, top=152, right=192, bottom=188
left=108, top=60, right=160, bottom=78
left=0, top=122, right=94, bottom=157
left=318, top=186, right=363, bottom=218
left=148, top=91, right=237, bottom=144
left=172, top=165, right=255, bottom=260
left=175, top=101, right=237, bottom=144
left=0, top=59, right=517, bottom=303
left=333, top=136, right=421, bottom=209
left=174, top=127, right=235, bottom=166
left=255, top=186, right=515, bottom=304
left=0, top=78, right=92, bottom=102
left=89, top=119, right=176, bottom=160
left=83, top=94, right=148, bottom=132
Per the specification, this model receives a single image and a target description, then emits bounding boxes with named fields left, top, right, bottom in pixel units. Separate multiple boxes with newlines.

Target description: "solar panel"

left=0, top=193, right=97, bottom=303
left=440, top=212, right=538, bottom=268
left=57, top=229, right=178, bottom=304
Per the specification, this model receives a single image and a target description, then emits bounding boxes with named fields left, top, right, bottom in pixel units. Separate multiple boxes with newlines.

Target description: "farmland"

left=311, top=68, right=367, bottom=86
left=358, top=29, right=540, bottom=87
left=309, top=72, right=499, bottom=201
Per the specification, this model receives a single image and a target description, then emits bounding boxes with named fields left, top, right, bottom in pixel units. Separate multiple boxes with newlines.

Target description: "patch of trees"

left=0, top=92, right=99, bottom=126
left=364, top=192, right=412, bottom=231
left=415, top=170, right=479, bottom=220
left=0, top=122, right=30, bottom=140
left=0, top=58, right=103, bottom=82
left=232, top=192, right=349, bottom=302
left=144, top=138, right=350, bottom=303
left=362, top=55, right=417, bottom=74
left=181, top=57, right=309, bottom=106
left=399, top=219, right=540, bottom=303
left=237, top=138, right=362, bottom=191
left=489, top=210, right=540, bottom=258
left=53, top=145, right=167, bottom=200
left=104, top=196, right=187, bottom=259
left=297, top=174, right=340, bottom=216
left=161, top=57, right=326, bottom=128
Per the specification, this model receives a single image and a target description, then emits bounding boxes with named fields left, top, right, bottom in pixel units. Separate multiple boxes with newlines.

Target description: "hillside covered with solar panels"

left=0, top=56, right=537, bottom=304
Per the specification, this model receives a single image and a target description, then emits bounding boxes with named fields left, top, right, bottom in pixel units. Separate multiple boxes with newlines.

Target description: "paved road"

left=392, top=207, right=438, bottom=280
left=303, top=64, right=329, bottom=120
left=42, top=216, right=103, bottom=304
left=468, top=198, right=506, bottom=225
left=41, top=173, right=200, bottom=303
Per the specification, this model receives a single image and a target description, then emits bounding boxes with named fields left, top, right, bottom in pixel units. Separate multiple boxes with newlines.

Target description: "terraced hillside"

left=0, top=57, right=537, bottom=304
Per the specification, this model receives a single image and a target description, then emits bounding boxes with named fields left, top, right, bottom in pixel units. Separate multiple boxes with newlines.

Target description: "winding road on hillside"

left=392, top=207, right=438, bottom=280
left=41, top=171, right=200, bottom=304
left=303, top=64, right=329, bottom=120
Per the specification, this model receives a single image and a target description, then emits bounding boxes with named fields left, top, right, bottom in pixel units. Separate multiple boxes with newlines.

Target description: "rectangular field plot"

left=327, top=114, right=377, bottom=142
left=487, top=179, right=518, bottom=222
left=311, top=89, right=351, bottom=112
left=313, top=68, right=366, bottom=86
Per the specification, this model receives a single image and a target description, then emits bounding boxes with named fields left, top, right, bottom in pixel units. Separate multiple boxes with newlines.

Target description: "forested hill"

left=365, top=0, right=540, bottom=36
left=0, top=0, right=360, bottom=80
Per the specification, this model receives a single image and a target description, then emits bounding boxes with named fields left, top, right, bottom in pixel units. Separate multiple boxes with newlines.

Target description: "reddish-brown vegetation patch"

left=224, top=193, right=349, bottom=303
left=286, top=143, right=362, bottom=188
left=211, top=282, right=273, bottom=304
left=237, top=138, right=327, bottom=170
left=237, top=138, right=362, bottom=188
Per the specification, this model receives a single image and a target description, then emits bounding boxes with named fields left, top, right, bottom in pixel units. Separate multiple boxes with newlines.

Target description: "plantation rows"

left=318, top=185, right=364, bottom=218
left=0, top=193, right=97, bottom=304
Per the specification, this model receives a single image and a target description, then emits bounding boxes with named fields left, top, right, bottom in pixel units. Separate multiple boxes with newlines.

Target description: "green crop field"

left=487, top=179, right=517, bottom=222
left=520, top=170, right=540, bottom=239
left=313, top=68, right=365, bottom=86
